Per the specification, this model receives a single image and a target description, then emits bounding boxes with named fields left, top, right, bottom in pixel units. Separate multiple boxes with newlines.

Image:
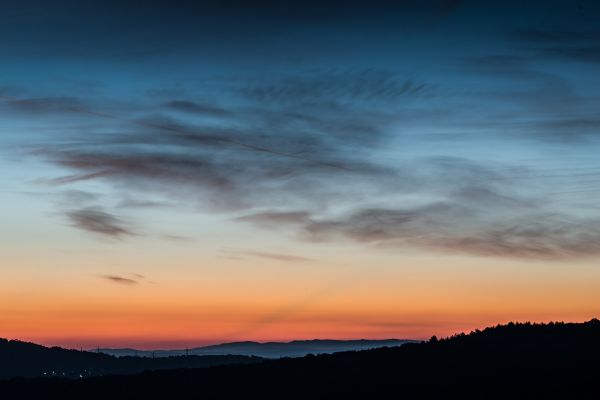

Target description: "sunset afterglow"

left=2, top=0, right=600, bottom=351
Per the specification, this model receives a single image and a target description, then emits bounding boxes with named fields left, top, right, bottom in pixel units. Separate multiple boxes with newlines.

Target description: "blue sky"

left=3, top=0, right=600, bottom=258
left=2, top=0, right=600, bottom=346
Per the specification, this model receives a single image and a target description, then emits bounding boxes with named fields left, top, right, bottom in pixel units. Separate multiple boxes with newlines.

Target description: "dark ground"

left=2, top=319, right=600, bottom=399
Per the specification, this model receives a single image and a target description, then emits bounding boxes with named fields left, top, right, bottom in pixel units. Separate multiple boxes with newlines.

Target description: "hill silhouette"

left=2, top=319, right=600, bottom=399
left=0, top=338, right=262, bottom=379
left=98, top=339, right=414, bottom=358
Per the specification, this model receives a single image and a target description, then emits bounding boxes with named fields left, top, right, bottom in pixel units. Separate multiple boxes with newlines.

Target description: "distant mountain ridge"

left=97, top=339, right=415, bottom=358
left=0, top=338, right=261, bottom=380
left=0, top=337, right=414, bottom=379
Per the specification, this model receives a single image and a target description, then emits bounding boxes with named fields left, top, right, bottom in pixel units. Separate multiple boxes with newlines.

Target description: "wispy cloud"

left=100, top=275, right=139, bottom=286
left=66, top=207, right=134, bottom=238
left=301, top=207, right=600, bottom=260
left=513, top=29, right=600, bottom=64
left=99, top=273, right=152, bottom=286
left=0, top=95, right=84, bottom=115
left=9, top=62, right=600, bottom=260
left=220, top=248, right=312, bottom=263
left=164, top=100, right=231, bottom=117
left=235, top=211, right=312, bottom=227
left=31, top=69, right=413, bottom=214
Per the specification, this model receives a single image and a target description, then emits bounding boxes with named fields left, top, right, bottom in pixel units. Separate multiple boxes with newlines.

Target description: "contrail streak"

left=220, top=268, right=375, bottom=342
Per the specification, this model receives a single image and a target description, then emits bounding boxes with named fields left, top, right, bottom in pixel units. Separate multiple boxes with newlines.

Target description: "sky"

left=2, top=0, right=600, bottom=349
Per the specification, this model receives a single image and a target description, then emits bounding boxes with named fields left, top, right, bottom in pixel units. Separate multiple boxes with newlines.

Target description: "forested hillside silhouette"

left=2, top=319, right=600, bottom=399
left=0, top=339, right=261, bottom=379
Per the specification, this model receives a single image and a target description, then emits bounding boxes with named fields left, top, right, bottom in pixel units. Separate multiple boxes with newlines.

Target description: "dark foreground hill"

left=3, top=319, right=600, bottom=399
left=98, top=339, right=413, bottom=358
left=0, top=339, right=262, bottom=379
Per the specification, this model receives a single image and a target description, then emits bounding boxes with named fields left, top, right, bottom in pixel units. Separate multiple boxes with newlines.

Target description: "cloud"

left=14, top=65, right=600, bottom=260
left=66, top=207, right=134, bottom=238
left=0, top=95, right=85, bottom=115
left=100, top=275, right=139, bottom=286
left=31, top=69, right=416, bottom=217
left=462, top=50, right=600, bottom=143
left=117, top=197, right=175, bottom=209
left=161, top=234, right=193, bottom=242
left=99, top=272, right=153, bottom=286
left=58, top=190, right=101, bottom=205
left=300, top=207, right=600, bottom=260
left=241, top=70, right=429, bottom=104
left=514, top=29, right=600, bottom=44
left=235, top=211, right=312, bottom=227
left=220, top=248, right=312, bottom=262
left=540, top=46, right=600, bottom=63
left=513, top=29, right=600, bottom=64
left=239, top=202, right=600, bottom=260
left=164, top=100, right=231, bottom=117
left=235, top=157, right=600, bottom=260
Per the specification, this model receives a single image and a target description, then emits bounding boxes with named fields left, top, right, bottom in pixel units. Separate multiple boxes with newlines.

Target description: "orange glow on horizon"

left=3, top=248, right=600, bottom=350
